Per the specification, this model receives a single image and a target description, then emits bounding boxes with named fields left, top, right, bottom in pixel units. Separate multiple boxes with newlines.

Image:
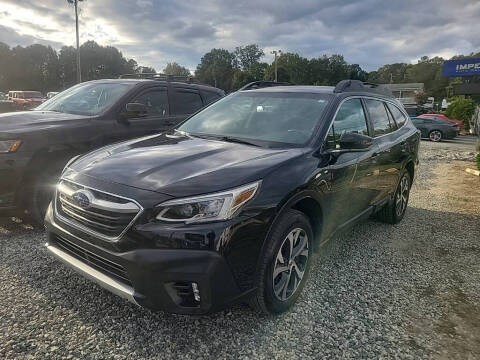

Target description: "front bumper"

left=44, top=204, right=254, bottom=314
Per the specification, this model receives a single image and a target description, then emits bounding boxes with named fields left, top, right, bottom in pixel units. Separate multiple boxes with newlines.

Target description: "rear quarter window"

left=201, top=91, right=223, bottom=105
left=172, top=90, right=203, bottom=115
left=365, top=99, right=396, bottom=136
left=386, top=103, right=408, bottom=128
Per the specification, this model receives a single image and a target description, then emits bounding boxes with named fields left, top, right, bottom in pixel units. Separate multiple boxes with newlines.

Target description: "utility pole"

left=271, top=50, right=282, bottom=82
left=68, top=0, right=83, bottom=83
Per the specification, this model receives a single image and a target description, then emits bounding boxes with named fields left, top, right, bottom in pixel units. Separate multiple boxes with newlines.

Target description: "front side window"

left=178, top=92, right=330, bottom=146
left=132, top=89, right=169, bottom=116
left=36, top=82, right=135, bottom=116
left=365, top=99, right=395, bottom=136
left=172, top=91, right=203, bottom=115
left=326, top=98, right=368, bottom=149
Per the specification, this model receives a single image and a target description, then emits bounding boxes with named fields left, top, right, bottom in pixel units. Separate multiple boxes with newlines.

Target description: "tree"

left=445, top=97, right=475, bottom=130
left=264, top=52, right=309, bottom=84
left=137, top=66, right=156, bottom=74
left=59, top=46, right=77, bottom=89
left=368, top=63, right=410, bottom=84
left=0, top=41, right=154, bottom=93
left=163, top=62, right=191, bottom=76
left=195, top=48, right=235, bottom=91
left=233, top=44, right=264, bottom=71
left=415, top=91, right=428, bottom=106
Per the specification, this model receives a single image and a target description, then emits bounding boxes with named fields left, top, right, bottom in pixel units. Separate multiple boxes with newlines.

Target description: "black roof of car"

left=83, top=78, right=224, bottom=94
left=239, top=80, right=394, bottom=98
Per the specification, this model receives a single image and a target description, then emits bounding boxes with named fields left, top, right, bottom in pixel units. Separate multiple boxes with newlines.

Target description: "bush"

left=445, top=97, right=475, bottom=130
left=477, top=153, right=480, bottom=171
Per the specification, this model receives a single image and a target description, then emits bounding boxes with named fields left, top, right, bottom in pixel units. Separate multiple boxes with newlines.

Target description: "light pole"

left=68, top=0, right=83, bottom=83
left=271, top=50, right=282, bottom=82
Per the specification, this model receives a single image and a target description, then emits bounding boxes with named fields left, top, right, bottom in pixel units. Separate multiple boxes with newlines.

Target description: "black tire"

left=429, top=130, right=442, bottom=142
left=375, top=170, right=411, bottom=224
left=249, top=209, right=314, bottom=315
left=26, top=164, right=64, bottom=225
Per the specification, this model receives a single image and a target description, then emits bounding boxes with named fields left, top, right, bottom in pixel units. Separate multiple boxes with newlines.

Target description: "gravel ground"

left=1, top=137, right=479, bottom=359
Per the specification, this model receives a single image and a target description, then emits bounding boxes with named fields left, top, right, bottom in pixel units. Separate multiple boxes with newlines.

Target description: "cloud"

left=0, top=0, right=478, bottom=72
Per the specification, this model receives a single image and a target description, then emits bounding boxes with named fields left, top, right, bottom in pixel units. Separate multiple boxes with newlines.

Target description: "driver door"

left=320, top=98, right=379, bottom=234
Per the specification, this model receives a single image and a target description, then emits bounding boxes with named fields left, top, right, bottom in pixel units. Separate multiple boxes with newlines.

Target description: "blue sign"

left=443, top=58, right=480, bottom=77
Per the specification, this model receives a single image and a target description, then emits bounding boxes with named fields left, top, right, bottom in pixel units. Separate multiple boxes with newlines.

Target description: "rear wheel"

left=249, top=209, right=313, bottom=315
left=429, top=130, right=442, bottom=142
left=376, top=170, right=411, bottom=224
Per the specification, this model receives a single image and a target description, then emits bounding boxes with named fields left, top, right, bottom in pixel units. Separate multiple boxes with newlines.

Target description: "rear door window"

left=365, top=99, right=395, bottom=136
left=171, top=89, right=203, bottom=115
left=386, top=103, right=408, bottom=128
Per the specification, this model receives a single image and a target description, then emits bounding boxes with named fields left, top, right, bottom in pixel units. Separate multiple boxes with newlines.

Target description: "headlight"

left=0, top=140, right=22, bottom=153
left=155, top=181, right=261, bottom=223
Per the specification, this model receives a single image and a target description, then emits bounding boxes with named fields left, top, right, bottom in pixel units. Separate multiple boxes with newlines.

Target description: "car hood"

left=69, top=133, right=304, bottom=197
left=0, top=110, right=90, bottom=133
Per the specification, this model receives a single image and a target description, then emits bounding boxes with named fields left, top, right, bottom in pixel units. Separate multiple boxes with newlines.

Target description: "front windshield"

left=178, top=92, right=330, bottom=145
left=36, top=82, right=134, bottom=116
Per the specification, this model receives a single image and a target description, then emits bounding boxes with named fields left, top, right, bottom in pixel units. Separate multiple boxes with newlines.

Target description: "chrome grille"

left=55, top=179, right=141, bottom=240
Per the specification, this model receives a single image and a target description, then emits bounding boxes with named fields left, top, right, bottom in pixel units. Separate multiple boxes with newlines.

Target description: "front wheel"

left=429, top=130, right=442, bottom=142
left=26, top=164, right=64, bottom=225
left=249, top=209, right=313, bottom=315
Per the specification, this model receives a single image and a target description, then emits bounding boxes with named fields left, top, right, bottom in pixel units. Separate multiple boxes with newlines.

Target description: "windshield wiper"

left=219, top=136, right=261, bottom=147
left=189, top=133, right=261, bottom=147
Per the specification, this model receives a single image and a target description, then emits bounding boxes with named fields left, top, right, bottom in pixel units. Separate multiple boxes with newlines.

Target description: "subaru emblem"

left=71, top=190, right=93, bottom=209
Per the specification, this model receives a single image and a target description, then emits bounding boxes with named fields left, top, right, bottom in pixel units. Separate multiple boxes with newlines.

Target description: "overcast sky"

left=0, top=0, right=479, bottom=72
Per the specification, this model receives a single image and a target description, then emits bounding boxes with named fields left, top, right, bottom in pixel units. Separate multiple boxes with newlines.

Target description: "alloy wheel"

left=429, top=130, right=442, bottom=142
left=395, top=175, right=409, bottom=217
left=272, top=228, right=309, bottom=301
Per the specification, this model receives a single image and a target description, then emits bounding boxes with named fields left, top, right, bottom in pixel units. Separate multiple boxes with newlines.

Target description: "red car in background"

left=8, top=91, right=44, bottom=110
left=418, top=113, right=463, bottom=130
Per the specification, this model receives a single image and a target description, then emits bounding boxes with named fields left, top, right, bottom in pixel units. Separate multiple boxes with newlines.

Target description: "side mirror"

left=125, top=102, right=147, bottom=118
left=324, top=133, right=373, bottom=157
left=339, top=132, right=372, bottom=150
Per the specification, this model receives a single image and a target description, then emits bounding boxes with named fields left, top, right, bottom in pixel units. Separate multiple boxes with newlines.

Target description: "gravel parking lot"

left=1, top=136, right=479, bottom=360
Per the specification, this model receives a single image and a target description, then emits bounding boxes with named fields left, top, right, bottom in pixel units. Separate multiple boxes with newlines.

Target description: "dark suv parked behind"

left=0, top=75, right=224, bottom=221
left=45, top=80, right=420, bottom=315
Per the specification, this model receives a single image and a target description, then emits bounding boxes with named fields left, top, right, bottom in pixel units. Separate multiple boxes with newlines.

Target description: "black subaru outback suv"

left=45, top=80, right=420, bottom=315
left=0, top=76, right=224, bottom=222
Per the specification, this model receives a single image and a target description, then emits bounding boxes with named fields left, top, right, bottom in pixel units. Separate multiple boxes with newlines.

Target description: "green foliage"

left=137, top=66, right=156, bottom=74
left=0, top=41, right=149, bottom=92
left=445, top=97, right=475, bottom=130
left=367, top=56, right=449, bottom=100
left=415, top=91, right=428, bottom=106
left=163, top=62, right=190, bottom=76
left=195, top=48, right=235, bottom=91
left=477, top=153, right=480, bottom=171
left=233, top=44, right=264, bottom=71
